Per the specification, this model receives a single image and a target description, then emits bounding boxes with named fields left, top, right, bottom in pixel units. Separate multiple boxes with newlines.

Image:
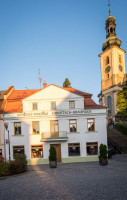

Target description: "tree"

left=63, top=78, right=71, bottom=88
left=116, top=82, right=127, bottom=118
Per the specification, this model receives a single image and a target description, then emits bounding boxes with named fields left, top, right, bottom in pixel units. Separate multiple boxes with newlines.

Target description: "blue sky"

left=0, top=0, right=127, bottom=103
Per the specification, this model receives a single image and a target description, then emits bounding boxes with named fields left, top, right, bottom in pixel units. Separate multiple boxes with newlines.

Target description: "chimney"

left=43, top=80, right=47, bottom=88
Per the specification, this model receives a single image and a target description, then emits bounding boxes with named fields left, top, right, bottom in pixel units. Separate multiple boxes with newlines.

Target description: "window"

left=31, top=145, right=43, bottom=158
left=87, top=119, right=95, bottom=132
left=86, top=142, right=98, bottom=155
left=51, top=102, right=56, bottom=110
left=32, top=121, right=39, bottom=134
left=108, top=96, right=112, bottom=111
left=69, top=101, right=75, bottom=109
left=119, top=55, right=122, bottom=63
left=32, top=103, right=38, bottom=110
left=106, top=56, right=109, bottom=65
left=50, top=120, right=59, bottom=133
left=68, top=143, right=80, bottom=156
left=69, top=120, right=77, bottom=133
left=14, top=122, right=21, bottom=135
left=13, top=146, right=24, bottom=155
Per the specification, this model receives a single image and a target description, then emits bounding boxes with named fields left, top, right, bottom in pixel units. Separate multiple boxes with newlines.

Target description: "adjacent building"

left=0, top=84, right=107, bottom=165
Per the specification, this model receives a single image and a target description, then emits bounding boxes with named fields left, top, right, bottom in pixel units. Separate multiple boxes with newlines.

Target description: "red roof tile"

left=64, top=88, right=92, bottom=97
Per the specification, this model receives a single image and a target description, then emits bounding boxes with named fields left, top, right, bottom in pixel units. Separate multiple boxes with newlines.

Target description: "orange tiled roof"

left=84, top=98, right=105, bottom=109
left=64, top=88, right=92, bottom=97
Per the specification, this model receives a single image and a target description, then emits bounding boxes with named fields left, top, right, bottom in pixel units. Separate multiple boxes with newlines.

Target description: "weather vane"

left=38, top=68, right=42, bottom=89
left=108, top=0, right=111, bottom=16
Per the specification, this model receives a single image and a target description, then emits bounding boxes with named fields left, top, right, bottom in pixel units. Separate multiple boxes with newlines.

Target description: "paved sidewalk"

left=0, top=154, right=127, bottom=200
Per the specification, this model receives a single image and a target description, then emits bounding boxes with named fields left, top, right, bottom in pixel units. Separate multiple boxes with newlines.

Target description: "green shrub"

left=0, top=162, right=10, bottom=176
left=116, top=122, right=127, bottom=135
left=49, top=146, right=57, bottom=161
left=10, top=154, right=27, bottom=175
left=99, top=144, right=108, bottom=160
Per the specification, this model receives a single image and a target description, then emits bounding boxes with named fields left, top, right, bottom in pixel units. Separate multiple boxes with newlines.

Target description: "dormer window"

left=51, top=102, right=56, bottom=110
left=69, top=101, right=75, bottom=109
left=32, top=103, right=38, bottom=110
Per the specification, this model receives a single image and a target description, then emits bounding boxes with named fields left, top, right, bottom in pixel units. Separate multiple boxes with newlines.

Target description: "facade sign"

left=17, top=110, right=91, bottom=117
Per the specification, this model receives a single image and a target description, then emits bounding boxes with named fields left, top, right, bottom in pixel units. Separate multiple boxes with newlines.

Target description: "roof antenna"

left=108, top=0, right=111, bottom=16
left=38, top=68, right=42, bottom=89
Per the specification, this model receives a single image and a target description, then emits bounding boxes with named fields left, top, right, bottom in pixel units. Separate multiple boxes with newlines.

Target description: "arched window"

left=108, top=96, right=112, bottom=111
left=106, top=56, right=109, bottom=65
left=119, top=55, right=122, bottom=63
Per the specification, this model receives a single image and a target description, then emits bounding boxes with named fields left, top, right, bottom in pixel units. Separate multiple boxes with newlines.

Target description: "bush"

left=115, top=122, right=127, bottom=135
left=0, top=162, right=10, bottom=176
left=99, top=144, right=108, bottom=160
left=49, top=146, right=57, bottom=161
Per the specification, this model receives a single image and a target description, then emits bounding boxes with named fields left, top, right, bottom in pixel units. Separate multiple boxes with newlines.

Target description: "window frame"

left=86, top=142, right=98, bottom=156
left=32, top=121, right=40, bottom=134
left=69, top=101, right=75, bottom=109
left=50, top=120, right=59, bottom=133
left=14, top=122, right=21, bottom=136
left=87, top=118, right=95, bottom=132
left=69, top=119, right=77, bottom=133
left=32, top=102, right=38, bottom=110
left=51, top=101, right=56, bottom=110
left=31, top=145, right=43, bottom=158
left=68, top=143, right=80, bottom=157
left=13, top=146, right=25, bottom=156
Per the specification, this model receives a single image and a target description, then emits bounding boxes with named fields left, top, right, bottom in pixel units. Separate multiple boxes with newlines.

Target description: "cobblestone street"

left=0, top=154, right=127, bottom=200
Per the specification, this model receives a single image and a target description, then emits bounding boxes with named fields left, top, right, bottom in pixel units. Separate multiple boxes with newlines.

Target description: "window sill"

left=68, top=132, right=80, bottom=134
left=30, top=134, right=40, bottom=135
left=86, top=154, right=98, bottom=156
left=12, top=135, right=24, bottom=137
left=85, top=131, right=98, bottom=134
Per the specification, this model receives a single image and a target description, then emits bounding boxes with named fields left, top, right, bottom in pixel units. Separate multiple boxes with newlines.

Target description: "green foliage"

left=0, top=154, right=27, bottom=176
left=99, top=144, right=108, bottom=160
left=49, top=146, right=57, bottom=161
left=63, top=78, right=71, bottom=88
left=115, top=122, right=127, bottom=135
left=117, top=83, right=127, bottom=118
left=0, top=162, right=10, bottom=176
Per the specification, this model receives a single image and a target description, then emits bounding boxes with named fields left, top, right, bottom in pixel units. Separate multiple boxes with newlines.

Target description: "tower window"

left=108, top=96, right=112, bottom=112
left=106, top=56, right=109, bottom=65
left=107, top=74, right=109, bottom=79
left=110, top=27, right=113, bottom=33
left=119, top=55, right=122, bottom=63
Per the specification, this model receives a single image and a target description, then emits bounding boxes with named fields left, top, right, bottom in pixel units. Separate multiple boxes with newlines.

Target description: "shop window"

left=14, top=122, right=21, bottom=135
left=13, top=146, right=24, bottom=155
left=69, top=101, right=75, bottom=109
left=86, top=142, right=98, bottom=155
left=87, top=119, right=95, bottom=132
left=32, top=103, right=38, bottom=110
left=68, top=143, right=80, bottom=156
left=51, top=102, right=56, bottom=110
left=32, top=121, right=39, bottom=134
left=69, top=120, right=77, bottom=133
left=31, top=145, right=43, bottom=158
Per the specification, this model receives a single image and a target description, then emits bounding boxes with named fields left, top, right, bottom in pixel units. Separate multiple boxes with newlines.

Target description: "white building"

left=1, top=84, right=107, bottom=165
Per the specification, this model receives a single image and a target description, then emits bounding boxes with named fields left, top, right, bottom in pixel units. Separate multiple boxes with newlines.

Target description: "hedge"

left=115, top=122, right=127, bottom=135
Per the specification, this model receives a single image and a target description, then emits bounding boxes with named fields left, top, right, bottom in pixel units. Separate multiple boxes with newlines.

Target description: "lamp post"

left=4, top=123, right=11, bottom=161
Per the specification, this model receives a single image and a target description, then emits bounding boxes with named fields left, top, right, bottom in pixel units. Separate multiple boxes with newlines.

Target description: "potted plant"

left=49, top=146, right=57, bottom=168
left=99, top=144, right=108, bottom=166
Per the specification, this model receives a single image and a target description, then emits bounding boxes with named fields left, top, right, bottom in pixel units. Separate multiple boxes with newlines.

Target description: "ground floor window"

left=31, top=145, right=43, bottom=158
left=86, top=142, right=98, bottom=155
left=68, top=143, right=80, bottom=156
left=13, top=146, right=24, bottom=155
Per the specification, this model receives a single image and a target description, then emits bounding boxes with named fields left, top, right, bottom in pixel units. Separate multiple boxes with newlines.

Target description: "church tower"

left=98, top=2, right=126, bottom=122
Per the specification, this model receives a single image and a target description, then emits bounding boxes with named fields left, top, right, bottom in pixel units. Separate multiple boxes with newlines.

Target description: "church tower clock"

left=98, top=2, right=126, bottom=122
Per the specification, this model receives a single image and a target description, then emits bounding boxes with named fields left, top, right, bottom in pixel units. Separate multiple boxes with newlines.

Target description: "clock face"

left=105, top=66, right=111, bottom=73
left=119, top=65, right=123, bottom=72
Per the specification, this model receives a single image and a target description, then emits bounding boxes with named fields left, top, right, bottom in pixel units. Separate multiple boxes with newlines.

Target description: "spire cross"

left=108, top=0, right=111, bottom=16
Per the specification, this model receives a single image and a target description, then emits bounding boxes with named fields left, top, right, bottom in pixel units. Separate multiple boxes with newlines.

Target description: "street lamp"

left=4, top=123, right=11, bottom=161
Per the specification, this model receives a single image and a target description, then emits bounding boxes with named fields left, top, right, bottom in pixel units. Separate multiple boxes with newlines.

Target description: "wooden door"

left=50, top=144, right=61, bottom=162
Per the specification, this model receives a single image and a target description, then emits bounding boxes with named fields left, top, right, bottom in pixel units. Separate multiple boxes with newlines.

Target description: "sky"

left=0, top=0, right=127, bottom=103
